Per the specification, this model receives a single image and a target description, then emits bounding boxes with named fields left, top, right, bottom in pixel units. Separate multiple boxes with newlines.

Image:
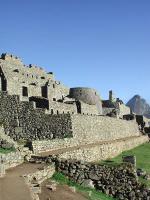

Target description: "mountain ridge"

left=126, top=95, right=150, bottom=118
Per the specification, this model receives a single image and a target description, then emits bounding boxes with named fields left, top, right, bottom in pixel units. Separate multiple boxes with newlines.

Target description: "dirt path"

left=39, top=179, right=89, bottom=200
left=0, top=163, right=45, bottom=200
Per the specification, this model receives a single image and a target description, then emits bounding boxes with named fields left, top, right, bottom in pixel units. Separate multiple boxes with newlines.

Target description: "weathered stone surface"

left=81, top=179, right=95, bottom=189
left=122, top=155, right=136, bottom=166
left=30, top=156, right=150, bottom=200
left=0, top=92, right=73, bottom=141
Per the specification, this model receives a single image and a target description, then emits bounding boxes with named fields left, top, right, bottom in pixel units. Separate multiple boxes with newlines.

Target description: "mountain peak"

left=133, top=94, right=141, bottom=99
left=126, top=95, right=150, bottom=118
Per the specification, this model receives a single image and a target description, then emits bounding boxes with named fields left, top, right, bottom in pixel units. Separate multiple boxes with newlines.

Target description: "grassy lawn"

left=52, top=172, right=116, bottom=200
left=101, top=142, right=150, bottom=186
left=0, top=147, right=16, bottom=154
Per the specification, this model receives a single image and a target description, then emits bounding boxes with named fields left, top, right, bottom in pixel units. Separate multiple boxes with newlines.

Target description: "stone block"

left=122, top=155, right=136, bottom=166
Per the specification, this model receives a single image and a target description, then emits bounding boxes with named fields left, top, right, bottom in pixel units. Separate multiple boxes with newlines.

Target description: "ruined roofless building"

left=0, top=53, right=102, bottom=115
left=0, top=53, right=147, bottom=158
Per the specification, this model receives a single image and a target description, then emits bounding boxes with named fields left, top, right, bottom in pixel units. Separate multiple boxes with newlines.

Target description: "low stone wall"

left=32, top=138, right=76, bottom=154
left=23, top=165, right=55, bottom=200
left=29, top=144, right=150, bottom=200
left=0, top=148, right=31, bottom=177
left=23, top=165, right=55, bottom=185
left=58, top=136, right=148, bottom=162
left=56, top=159, right=150, bottom=199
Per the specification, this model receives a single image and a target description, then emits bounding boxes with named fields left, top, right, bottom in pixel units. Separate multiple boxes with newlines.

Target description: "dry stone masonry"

left=29, top=156, right=150, bottom=200
left=0, top=52, right=149, bottom=163
left=0, top=53, right=150, bottom=200
left=56, top=159, right=150, bottom=200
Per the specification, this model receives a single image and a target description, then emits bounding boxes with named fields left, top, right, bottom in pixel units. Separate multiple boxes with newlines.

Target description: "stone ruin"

left=0, top=53, right=103, bottom=115
left=0, top=53, right=149, bottom=152
left=0, top=53, right=150, bottom=200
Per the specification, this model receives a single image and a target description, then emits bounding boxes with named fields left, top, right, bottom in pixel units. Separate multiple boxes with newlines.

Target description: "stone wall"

left=0, top=92, right=72, bottom=141
left=0, top=126, right=17, bottom=148
left=56, top=159, right=150, bottom=200
left=119, top=104, right=131, bottom=118
left=32, top=115, right=141, bottom=153
left=0, top=148, right=31, bottom=177
left=0, top=91, right=141, bottom=143
left=80, top=101, right=100, bottom=115
left=48, top=101, right=77, bottom=114
left=71, top=115, right=140, bottom=143
left=32, top=138, right=77, bottom=153
left=0, top=92, right=20, bottom=139
left=29, top=140, right=150, bottom=200
left=143, top=116, right=150, bottom=127
left=17, top=102, right=72, bottom=141
left=23, top=165, right=55, bottom=185
left=58, top=136, right=148, bottom=162
left=23, top=164, right=55, bottom=200
left=102, top=107, right=117, bottom=116
left=53, top=83, right=69, bottom=101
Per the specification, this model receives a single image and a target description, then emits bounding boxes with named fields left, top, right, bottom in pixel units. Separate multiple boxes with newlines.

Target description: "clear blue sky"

left=0, top=0, right=150, bottom=103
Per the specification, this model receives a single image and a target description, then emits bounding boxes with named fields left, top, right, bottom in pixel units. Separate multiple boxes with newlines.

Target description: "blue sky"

left=0, top=0, right=150, bottom=103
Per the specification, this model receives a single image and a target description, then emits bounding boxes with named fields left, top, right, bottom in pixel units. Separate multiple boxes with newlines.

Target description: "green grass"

left=101, top=142, right=150, bottom=186
left=52, top=172, right=116, bottom=200
left=0, top=147, right=16, bottom=154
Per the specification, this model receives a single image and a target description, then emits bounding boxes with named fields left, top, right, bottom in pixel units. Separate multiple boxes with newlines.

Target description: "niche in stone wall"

left=0, top=68, right=7, bottom=91
left=13, top=69, right=19, bottom=72
left=41, top=76, right=45, bottom=79
left=22, top=86, right=28, bottom=97
left=41, top=86, right=48, bottom=98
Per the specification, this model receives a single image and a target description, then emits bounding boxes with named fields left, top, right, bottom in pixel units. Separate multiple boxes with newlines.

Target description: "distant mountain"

left=126, top=95, right=150, bottom=118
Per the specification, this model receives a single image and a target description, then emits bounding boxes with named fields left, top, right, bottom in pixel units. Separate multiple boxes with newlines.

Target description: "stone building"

left=0, top=53, right=102, bottom=115
left=102, top=90, right=131, bottom=118
left=0, top=53, right=148, bottom=162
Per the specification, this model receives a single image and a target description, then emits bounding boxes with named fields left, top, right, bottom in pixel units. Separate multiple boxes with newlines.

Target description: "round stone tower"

left=69, top=87, right=102, bottom=114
